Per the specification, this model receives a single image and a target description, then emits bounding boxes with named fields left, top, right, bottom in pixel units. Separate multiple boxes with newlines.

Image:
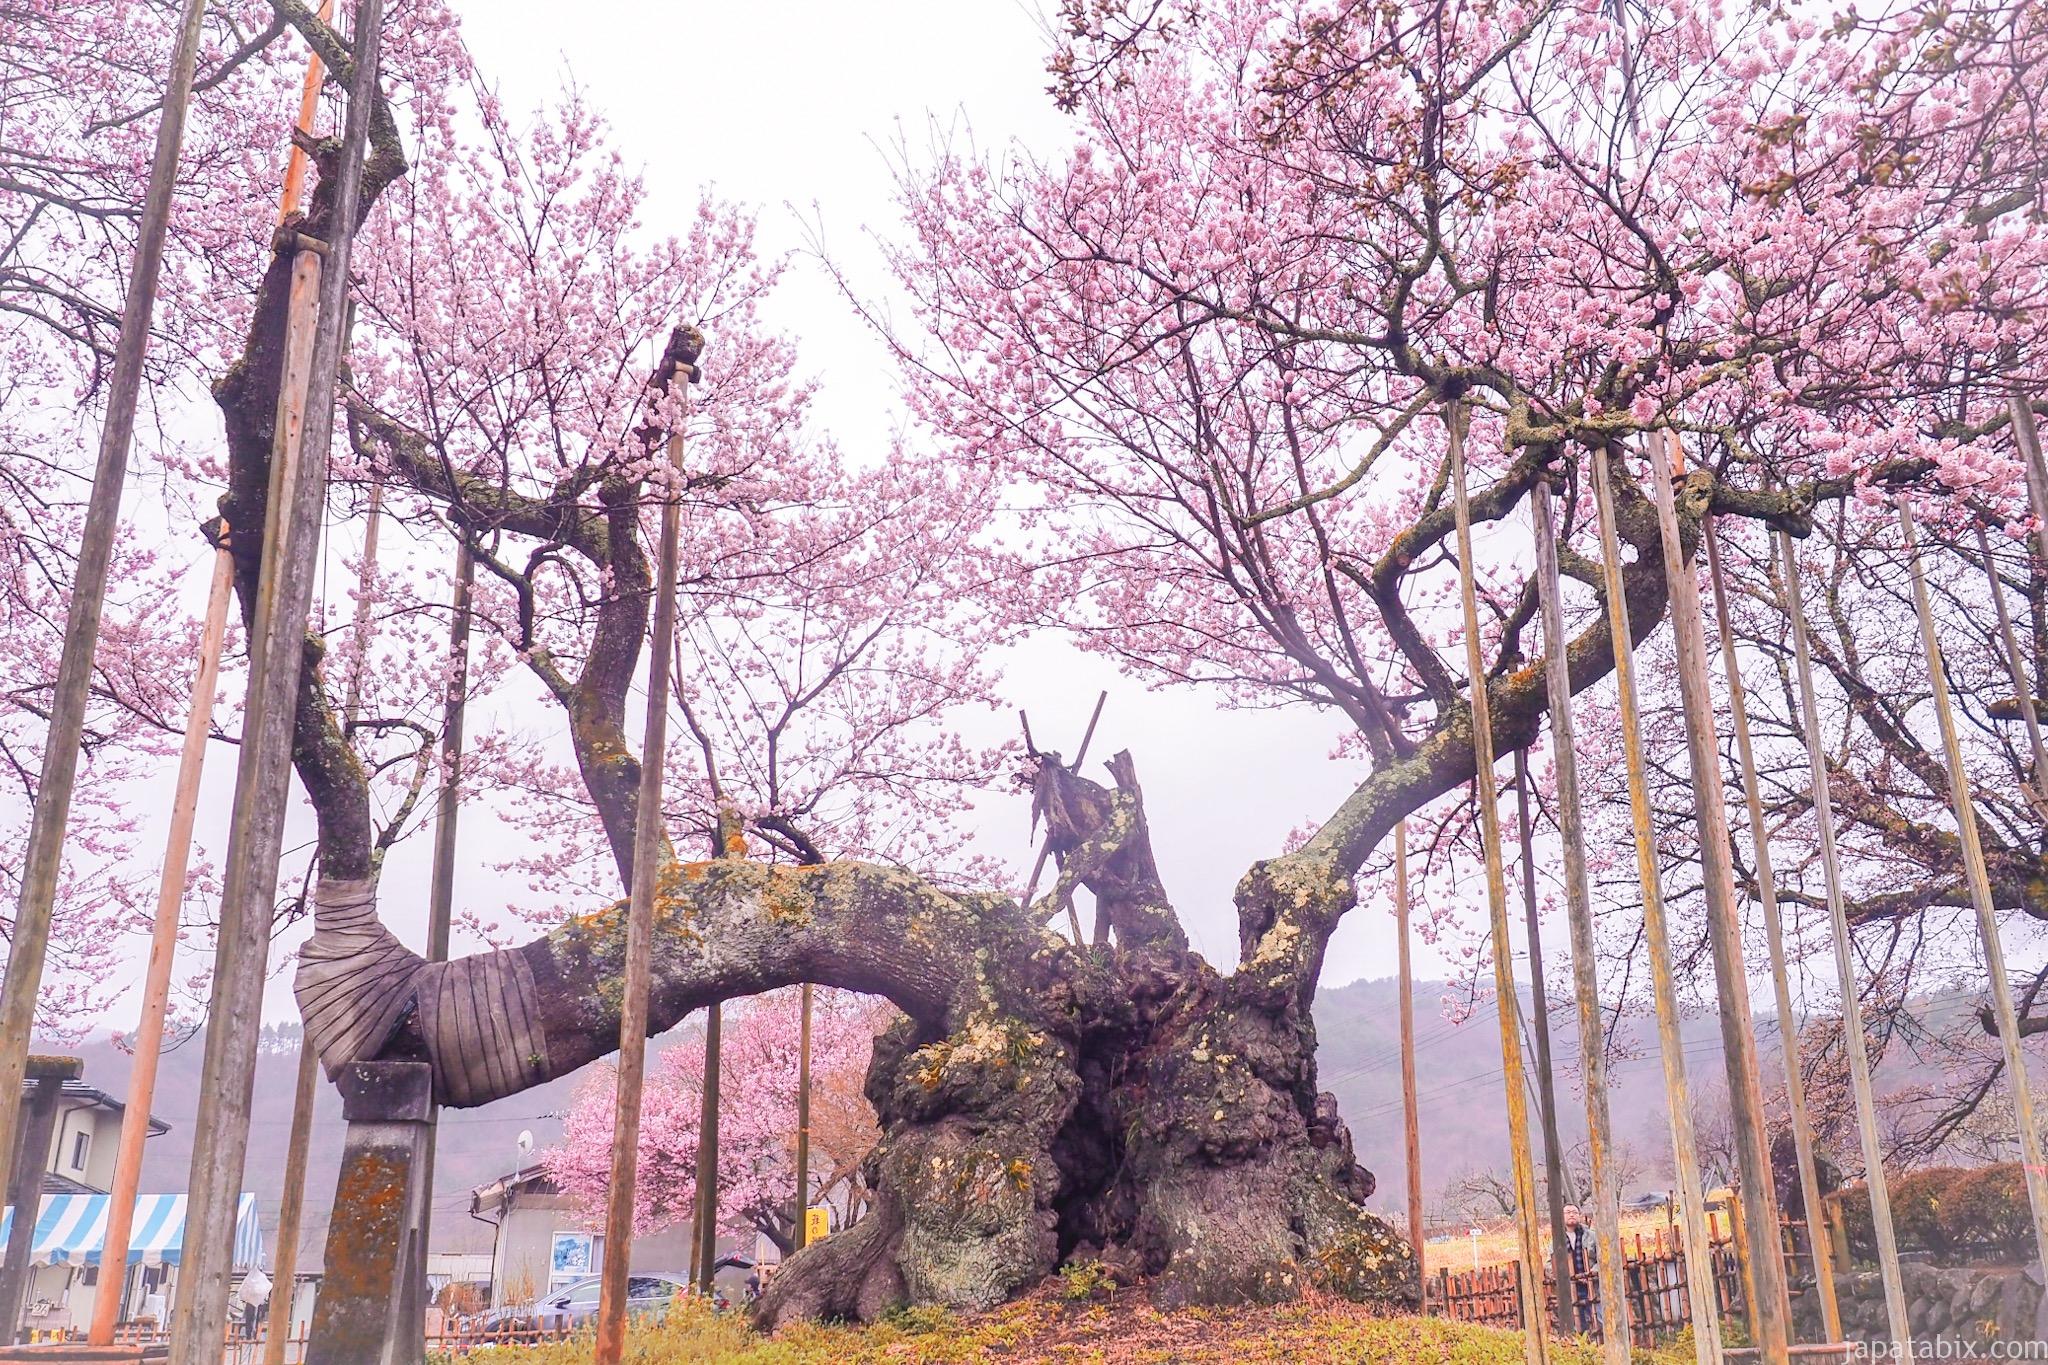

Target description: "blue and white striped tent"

left=0, top=1193, right=262, bottom=1269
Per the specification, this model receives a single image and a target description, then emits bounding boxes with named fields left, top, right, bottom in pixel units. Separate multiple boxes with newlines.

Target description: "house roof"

left=33, top=1079, right=172, bottom=1137
left=468, top=1163, right=560, bottom=1218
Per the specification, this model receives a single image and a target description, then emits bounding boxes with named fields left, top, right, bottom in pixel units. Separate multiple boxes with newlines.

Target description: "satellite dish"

left=516, top=1130, right=534, bottom=1158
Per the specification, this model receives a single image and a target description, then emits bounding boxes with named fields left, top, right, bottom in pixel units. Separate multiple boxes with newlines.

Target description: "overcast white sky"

left=85, top=0, right=1505, bottom=1034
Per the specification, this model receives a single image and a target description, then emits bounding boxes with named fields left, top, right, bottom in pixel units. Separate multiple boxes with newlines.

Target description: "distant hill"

left=53, top=1021, right=706, bottom=1264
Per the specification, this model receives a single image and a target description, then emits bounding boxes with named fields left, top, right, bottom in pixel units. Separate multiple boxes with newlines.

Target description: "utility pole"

left=794, top=983, right=814, bottom=1253
left=0, top=0, right=212, bottom=1199
left=694, top=1003, right=725, bottom=1293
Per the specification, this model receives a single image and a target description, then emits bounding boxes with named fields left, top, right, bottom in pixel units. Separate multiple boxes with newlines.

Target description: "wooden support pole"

left=85, top=548, right=233, bottom=1343
left=1702, top=519, right=1847, bottom=1347
left=0, top=1057, right=80, bottom=1341
left=0, top=0, right=212, bottom=1205
left=1512, top=747, right=1574, bottom=1336
left=1019, top=690, right=1108, bottom=945
left=1588, top=444, right=1723, bottom=1365
left=2010, top=395, right=2048, bottom=570
left=170, top=3, right=385, bottom=1357
left=1895, top=497, right=2048, bottom=1287
left=1444, top=402, right=1548, bottom=1365
left=795, top=982, right=814, bottom=1252
left=1975, top=524, right=2048, bottom=820
left=592, top=400, right=689, bottom=1361
left=97, top=17, right=330, bottom=1324
left=1395, top=820, right=1425, bottom=1280
left=390, top=539, right=474, bottom=1359
left=1529, top=479, right=1630, bottom=1363
left=1776, top=528, right=1911, bottom=1358
left=1643, top=433, right=1792, bottom=1361
left=263, top=1042, right=321, bottom=1365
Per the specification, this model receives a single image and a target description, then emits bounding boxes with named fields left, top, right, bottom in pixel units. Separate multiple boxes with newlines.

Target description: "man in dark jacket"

left=1560, top=1204, right=1601, bottom=1334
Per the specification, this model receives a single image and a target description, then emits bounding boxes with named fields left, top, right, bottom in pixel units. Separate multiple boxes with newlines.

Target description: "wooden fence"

left=1424, top=1216, right=1815, bottom=1347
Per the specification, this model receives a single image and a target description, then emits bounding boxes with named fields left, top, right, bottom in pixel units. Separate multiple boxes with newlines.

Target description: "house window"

left=70, top=1130, right=89, bottom=1171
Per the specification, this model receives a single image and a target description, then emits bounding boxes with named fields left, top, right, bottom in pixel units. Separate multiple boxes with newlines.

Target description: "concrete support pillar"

left=305, top=1062, right=431, bottom=1365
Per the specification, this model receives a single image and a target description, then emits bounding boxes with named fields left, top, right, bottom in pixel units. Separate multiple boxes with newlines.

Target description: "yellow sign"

left=806, top=1206, right=832, bottom=1243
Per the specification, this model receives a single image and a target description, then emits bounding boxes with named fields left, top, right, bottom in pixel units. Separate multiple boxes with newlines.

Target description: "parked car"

left=468, top=1272, right=691, bottom=1335
left=1626, top=1191, right=1673, bottom=1211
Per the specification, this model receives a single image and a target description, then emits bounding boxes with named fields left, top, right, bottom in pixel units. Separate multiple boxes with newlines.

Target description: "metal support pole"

left=593, top=399, right=689, bottom=1361
left=1396, top=820, right=1426, bottom=1281
left=1777, top=529, right=1912, bottom=1358
left=1702, top=519, right=1847, bottom=1347
left=1896, top=498, right=2048, bottom=1286
left=0, top=0, right=211, bottom=1202
left=794, top=983, right=814, bottom=1253
left=1643, top=433, right=1792, bottom=1361
left=1512, top=747, right=1573, bottom=1335
left=87, top=548, right=233, bottom=1343
left=1444, top=402, right=1548, bottom=1364
left=1588, top=444, right=1723, bottom=1365
left=170, top=4, right=385, bottom=1358
left=1529, top=479, right=1630, bottom=1363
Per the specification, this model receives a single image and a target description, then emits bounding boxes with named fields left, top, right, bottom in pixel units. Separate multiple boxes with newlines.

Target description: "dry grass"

left=450, top=1290, right=1697, bottom=1364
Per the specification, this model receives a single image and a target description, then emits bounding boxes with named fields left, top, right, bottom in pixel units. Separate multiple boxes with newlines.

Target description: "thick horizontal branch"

left=297, top=862, right=1084, bottom=1107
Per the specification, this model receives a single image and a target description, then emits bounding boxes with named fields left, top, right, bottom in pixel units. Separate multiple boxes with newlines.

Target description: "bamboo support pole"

left=795, top=982, right=815, bottom=1251
left=170, top=3, right=384, bottom=1354
left=1895, top=497, right=2048, bottom=1286
left=1444, top=402, right=1548, bottom=1364
left=1512, top=747, right=1574, bottom=1336
left=1529, top=479, right=1630, bottom=1363
left=1395, top=820, right=1425, bottom=1279
left=593, top=399, right=689, bottom=1361
left=1588, top=444, right=1723, bottom=1365
left=1776, top=529, right=1911, bottom=1358
left=1643, top=433, right=1792, bottom=1361
left=86, top=548, right=233, bottom=1342
left=1701, top=519, right=1846, bottom=1346
left=0, top=0, right=212, bottom=1201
